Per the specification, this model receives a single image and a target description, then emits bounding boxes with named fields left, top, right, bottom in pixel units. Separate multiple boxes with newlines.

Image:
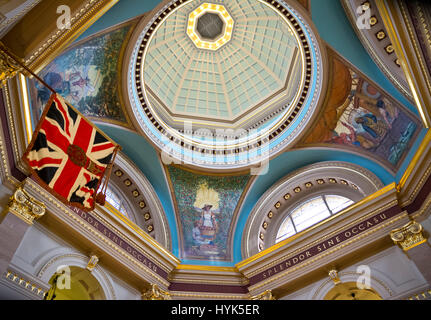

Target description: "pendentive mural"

left=302, top=52, right=421, bottom=171
left=28, top=21, right=136, bottom=128
left=166, top=165, right=250, bottom=261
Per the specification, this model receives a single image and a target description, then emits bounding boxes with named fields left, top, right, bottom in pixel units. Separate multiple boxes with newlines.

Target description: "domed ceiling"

left=25, top=0, right=425, bottom=266
left=126, top=0, right=326, bottom=170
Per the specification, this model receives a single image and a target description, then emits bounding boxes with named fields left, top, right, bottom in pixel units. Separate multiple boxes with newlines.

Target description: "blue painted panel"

left=309, top=0, right=416, bottom=114
left=97, top=124, right=180, bottom=257
left=76, top=0, right=161, bottom=42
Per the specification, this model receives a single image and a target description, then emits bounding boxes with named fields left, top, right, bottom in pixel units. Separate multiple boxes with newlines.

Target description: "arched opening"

left=276, top=195, right=354, bottom=243
left=44, top=266, right=106, bottom=300
left=323, top=282, right=382, bottom=300
left=105, top=184, right=131, bottom=219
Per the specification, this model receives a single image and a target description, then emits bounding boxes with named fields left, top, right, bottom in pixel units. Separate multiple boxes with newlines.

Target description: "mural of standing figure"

left=198, top=204, right=219, bottom=243
left=193, top=182, right=220, bottom=255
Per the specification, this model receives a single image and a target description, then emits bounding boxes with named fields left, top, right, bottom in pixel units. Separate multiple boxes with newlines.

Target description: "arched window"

left=104, top=186, right=130, bottom=218
left=276, top=195, right=354, bottom=243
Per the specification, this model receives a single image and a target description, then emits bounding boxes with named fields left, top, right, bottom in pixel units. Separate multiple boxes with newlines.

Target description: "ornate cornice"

left=341, top=0, right=412, bottom=101
left=142, top=284, right=171, bottom=300
left=407, top=288, right=431, bottom=300
left=2, top=269, right=46, bottom=299
left=250, top=290, right=276, bottom=300
left=376, top=0, right=431, bottom=127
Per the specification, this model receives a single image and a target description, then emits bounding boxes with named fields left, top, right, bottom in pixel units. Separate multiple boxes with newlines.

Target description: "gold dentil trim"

left=142, top=284, right=171, bottom=300
left=4, top=270, right=46, bottom=297
left=376, top=0, right=430, bottom=128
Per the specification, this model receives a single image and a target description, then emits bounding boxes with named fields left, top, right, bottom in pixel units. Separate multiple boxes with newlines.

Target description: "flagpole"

left=96, top=145, right=120, bottom=206
left=0, top=42, right=56, bottom=94
left=2, top=42, right=122, bottom=210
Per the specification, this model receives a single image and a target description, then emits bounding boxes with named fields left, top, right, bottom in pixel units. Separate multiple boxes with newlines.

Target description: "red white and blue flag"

left=23, top=94, right=120, bottom=211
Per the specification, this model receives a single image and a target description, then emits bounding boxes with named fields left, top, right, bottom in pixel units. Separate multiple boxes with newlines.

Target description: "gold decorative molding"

left=328, top=269, right=341, bottom=285
left=4, top=270, right=46, bottom=298
left=142, top=284, right=171, bottom=300
left=0, top=44, right=21, bottom=85
left=5, top=186, right=46, bottom=225
left=86, top=255, right=99, bottom=272
left=376, top=0, right=431, bottom=127
left=250, top=290, right=275, bottom=300
left=407, top=288, right=431, bottom=300
left=390, top=220, right=427, bottom=251
left=24, top=0, right=119, bottom=73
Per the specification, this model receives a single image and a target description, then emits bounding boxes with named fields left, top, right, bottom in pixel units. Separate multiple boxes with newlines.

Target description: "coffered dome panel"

left=143, top=0, right=301, bottom=127
left=126, top=0, right=327, bottom=170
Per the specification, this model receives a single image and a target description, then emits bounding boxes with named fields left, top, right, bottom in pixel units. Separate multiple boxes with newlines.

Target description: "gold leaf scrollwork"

left=6, top=186, right=46, bottom=225
left=142, top=284, right=171, bottom=300
left=390, top=220, right=427, bottom=251
left=86, top=255, right=99, bottom=272
left=328, top=269, right=341, bottom=285
left=0, top=43, right=21, bottom=85
left=250, top=290, right=276, bottom=300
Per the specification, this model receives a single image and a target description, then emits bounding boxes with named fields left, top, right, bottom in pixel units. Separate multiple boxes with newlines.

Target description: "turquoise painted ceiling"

left=72, top=0, right=425, bottom=266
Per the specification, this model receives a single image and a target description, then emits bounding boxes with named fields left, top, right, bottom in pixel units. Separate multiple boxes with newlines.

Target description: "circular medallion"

left=127, top=0, right=326, bottom=170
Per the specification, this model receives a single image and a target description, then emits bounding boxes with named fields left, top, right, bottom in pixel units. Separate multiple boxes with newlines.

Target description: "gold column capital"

left=142, top=284, right=171, bottom=300
left=6, top=186, right=46, bottom=225
left=390, top=220, right=427, bottom=251
left=250, top=290, right=276, bottom=300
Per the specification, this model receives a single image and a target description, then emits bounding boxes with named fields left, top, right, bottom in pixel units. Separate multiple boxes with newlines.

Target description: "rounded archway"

left=45, top=266, right=106, bottom=300
left=323, top=282, right=382, bottom=300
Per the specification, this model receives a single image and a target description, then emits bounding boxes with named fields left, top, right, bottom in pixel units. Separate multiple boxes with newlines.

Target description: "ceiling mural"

left=126, top=0, right=326, bottom=171
left=301, top=49, right=422, bottom=172
left=28, top=19, right=136, bottom=129
left=13, top=0, right=426, bottom=267
left=143, top=0, right=301, bottom=125
left=165, top=165, right=251, bottom=262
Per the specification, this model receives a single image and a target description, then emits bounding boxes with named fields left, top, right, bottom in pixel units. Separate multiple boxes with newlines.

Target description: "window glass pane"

left=325, top=195, right=354, bottom=214
left=276, top=217, right=296, bottom=243
left=291, top=196, right=331, bottom=233
left=105, top=187, right=129, bottom=217
left=105, top=188, right=121, bottom=209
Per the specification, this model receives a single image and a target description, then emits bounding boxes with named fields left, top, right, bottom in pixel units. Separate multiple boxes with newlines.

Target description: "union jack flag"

left=23, top=94, right=120, bottom=211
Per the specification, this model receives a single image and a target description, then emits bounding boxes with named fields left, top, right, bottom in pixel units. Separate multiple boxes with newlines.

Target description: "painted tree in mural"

left=29, top=24, right=132, bottom=126
left=168, top=166, right=249, bottom=261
